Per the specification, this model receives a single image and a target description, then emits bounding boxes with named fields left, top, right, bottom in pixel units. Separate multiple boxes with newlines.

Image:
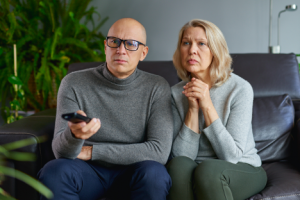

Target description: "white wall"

left=91, top=0, right=300, bottom=61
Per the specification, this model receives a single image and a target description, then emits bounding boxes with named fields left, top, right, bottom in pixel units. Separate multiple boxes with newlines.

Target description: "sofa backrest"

left=231, top=53, right=300, bottom=100
left=68, top=53, right=300, bottom=100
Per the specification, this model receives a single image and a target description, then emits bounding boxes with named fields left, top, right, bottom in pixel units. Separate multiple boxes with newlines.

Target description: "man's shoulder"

left=67, top=65, right=101, bottom=79
left=62, top=65, right=103, bottom=85
left=138, top=69, right=170, bottom=88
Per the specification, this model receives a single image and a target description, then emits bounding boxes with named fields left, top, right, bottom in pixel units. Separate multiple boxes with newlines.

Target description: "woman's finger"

left=184, top=81, right=207, bottom=91
left=183, top=86, right=203, bottom=94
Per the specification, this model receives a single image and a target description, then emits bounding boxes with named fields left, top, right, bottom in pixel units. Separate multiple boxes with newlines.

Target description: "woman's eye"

left=183, top=42, right=189, bottom=45
left=199, top=42, right=205, bottom=46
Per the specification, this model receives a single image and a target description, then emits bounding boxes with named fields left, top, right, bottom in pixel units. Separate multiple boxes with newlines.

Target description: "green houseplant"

left=0, top=0, right=108, bottom=123
left=3, top=44, right=27, bottom=124
left=297, top=54, right=300, bottom=72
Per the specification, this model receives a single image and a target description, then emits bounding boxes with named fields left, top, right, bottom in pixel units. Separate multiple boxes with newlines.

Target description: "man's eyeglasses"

left=106, top=37, right=146, bottom=51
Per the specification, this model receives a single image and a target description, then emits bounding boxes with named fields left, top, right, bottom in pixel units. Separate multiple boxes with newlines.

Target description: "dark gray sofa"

left=1, top=53, right=300, bottom=200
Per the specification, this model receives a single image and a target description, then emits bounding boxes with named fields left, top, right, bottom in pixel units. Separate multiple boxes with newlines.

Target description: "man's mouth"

left=114, top=59, right=127, bottom=63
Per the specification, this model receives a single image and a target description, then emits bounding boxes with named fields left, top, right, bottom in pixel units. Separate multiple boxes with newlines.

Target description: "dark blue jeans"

left=38, top=158, right=171, bottom=200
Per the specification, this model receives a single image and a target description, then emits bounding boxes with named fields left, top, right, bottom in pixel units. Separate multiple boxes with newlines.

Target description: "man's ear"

left=104, top=40, right=107, bottom=54
left=139, top=46, right=149, bottom=61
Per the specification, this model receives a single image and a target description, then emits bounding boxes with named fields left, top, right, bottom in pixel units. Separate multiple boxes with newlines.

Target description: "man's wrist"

left=89, top=146, right=93, bottom=160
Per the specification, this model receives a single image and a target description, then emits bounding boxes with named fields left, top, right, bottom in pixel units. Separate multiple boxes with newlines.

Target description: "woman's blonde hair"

left=173, top=19, right=232, bottom=86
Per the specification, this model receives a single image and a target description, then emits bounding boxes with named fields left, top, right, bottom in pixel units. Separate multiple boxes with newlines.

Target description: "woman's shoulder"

left=222, top=73, right=254, bottom=101
left=224, top=73, right=253, bottom=92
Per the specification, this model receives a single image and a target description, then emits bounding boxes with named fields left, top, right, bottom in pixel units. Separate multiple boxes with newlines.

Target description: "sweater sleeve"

left=203, top=82, right=254, bottom=164
left=91, top=82, right=173, bottom=165
left=171, top=96, right=201, bottom=160
left=52, top=75, right=85, bottom=159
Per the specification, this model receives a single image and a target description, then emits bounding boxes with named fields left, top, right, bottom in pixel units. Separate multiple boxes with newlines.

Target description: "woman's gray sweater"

left=171, top=73, right=261, bottom=167
left=52, top=63, right=173, bottom=165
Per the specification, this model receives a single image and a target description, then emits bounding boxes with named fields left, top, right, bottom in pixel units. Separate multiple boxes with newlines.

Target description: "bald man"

left=38, top=18, right=173, bottom=200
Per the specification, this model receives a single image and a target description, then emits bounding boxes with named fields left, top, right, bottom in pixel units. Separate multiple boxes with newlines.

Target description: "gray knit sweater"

left=52, top=63, right=173, bottom=165
left=171, top=73, right=261, bottom=167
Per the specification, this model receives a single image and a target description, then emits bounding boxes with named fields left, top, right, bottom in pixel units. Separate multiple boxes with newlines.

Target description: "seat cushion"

left=247, top=162, right=300, bottom=200
left=252, top=94, right=294, bottom=162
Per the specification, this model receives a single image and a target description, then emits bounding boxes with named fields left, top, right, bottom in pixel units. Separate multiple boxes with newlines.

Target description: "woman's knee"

left=166, top=157, right=197, bottom=200
left=166, top=156, right=197, bottom=175
left=193, top=159, right=224, bottom=189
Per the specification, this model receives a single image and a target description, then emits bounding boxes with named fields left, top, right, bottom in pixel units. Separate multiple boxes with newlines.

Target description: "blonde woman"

left=166, top=19, right=267, bottom=200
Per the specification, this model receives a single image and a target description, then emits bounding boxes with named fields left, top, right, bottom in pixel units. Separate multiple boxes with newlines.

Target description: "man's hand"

left=77, top=146, right=93, bottom=161
left=68, top=110, right=101, bottom=140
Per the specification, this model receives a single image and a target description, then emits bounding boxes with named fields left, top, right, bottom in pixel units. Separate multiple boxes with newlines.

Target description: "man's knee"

left=132, top=160, right=171, bottom=189
left=38, top=158, right=83, bottom=183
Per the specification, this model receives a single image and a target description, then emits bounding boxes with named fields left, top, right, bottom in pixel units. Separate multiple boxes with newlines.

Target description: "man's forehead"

left=108, top=19, right=146, bottom=43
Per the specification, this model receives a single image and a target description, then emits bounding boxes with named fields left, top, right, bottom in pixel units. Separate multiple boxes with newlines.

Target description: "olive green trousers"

left=166, top=156, right=267, bottom=200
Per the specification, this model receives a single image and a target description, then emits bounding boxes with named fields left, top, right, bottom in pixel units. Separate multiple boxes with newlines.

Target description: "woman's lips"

left=188, top=59, right=198, bottom=64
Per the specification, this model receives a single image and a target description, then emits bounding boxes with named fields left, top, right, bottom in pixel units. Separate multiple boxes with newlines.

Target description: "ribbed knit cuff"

left=179, top=123, right=201, bottom=144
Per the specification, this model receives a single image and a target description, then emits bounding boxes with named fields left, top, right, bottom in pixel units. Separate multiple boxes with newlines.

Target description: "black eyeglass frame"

left=106, top=36, right=146, bottom=51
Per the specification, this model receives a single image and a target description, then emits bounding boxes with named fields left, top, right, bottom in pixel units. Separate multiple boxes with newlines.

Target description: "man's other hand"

left=68, top=110, right=101, bottom=140
left=77, top=146, right=93, bottom=160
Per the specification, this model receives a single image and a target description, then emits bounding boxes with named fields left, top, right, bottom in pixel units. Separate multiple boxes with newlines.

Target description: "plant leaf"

left=8, top=75, right=23, bottom=85
left=5, top=152, right=36, bottom=161
left=0, top=192, right=15, bottom=200
left=0, top=166, right=53, bottom=198
left=2, top=136, right=47, bottom=151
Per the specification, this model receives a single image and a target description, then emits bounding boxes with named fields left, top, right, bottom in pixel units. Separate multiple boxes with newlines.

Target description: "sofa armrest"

left=0, top=109, right=56, bottom=200
left=296, top=111, right=300, bottom=148
left=0, top=108, right=56, bottom=166
left=294, top=109, right=300, bottom=170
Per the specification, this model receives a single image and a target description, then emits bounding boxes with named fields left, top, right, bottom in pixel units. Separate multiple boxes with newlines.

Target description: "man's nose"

left=117, top=42, right=126, bottom=54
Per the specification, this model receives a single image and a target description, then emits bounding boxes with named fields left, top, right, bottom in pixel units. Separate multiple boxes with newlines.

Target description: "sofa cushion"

left=252, top=94, right=294, bottom=162
left=247, top=162, right=300, bottom=200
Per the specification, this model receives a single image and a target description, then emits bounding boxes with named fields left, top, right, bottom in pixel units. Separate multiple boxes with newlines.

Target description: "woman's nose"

left=189, top=43, right=197, bottom=55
